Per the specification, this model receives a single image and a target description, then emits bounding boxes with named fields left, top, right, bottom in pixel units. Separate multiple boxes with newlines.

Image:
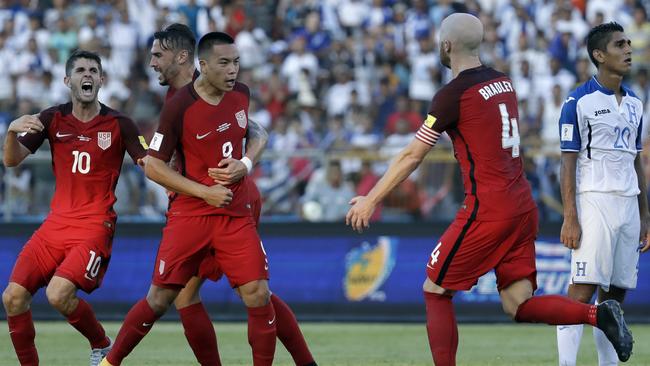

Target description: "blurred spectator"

left=302, top=160, right=355, bottom=222
left=384, top=95, right=421, bottom=135
left=4, top=166, right=31, bottom=216
left=49, top=17, right=77, bottom=64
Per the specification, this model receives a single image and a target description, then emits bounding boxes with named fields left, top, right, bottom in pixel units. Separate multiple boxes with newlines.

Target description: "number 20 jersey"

left=147, top=81, right=252, bottom=217
left=559, top=76, right=643, bottom=196
left=415, top=65, right=536, bottom=221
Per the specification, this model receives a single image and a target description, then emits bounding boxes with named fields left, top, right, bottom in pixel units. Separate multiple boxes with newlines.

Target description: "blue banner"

left=0, top=235, right=648, bottom=306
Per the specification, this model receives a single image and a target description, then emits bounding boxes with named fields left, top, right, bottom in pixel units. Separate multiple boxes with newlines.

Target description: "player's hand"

left=136, top=156, right=148, bottom=168
left=560, top=215, right=582, bottom=249
left=8, top=114, right=44, bottom=134
left=208, top=158, right=247, bottom=185
left=201, top=184, right=233, bottom=208
left=346, top=196, right=376, bottom=233
left=640, top=214, right=650, bottom=253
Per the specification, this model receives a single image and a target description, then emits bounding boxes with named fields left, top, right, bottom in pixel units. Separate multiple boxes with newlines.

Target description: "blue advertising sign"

left=0, top=235, right=647, bottom=307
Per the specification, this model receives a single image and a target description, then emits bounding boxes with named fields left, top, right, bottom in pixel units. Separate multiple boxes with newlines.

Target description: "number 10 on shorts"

left=85, top=250, right=102, bottom=280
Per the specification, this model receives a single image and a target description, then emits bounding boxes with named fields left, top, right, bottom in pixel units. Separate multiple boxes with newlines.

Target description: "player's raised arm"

left=346, top=138, right=432, bottom=232
left=3, top=114, right=44, bottom=167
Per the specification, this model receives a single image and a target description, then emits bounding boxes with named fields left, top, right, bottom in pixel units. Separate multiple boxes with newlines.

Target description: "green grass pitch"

left=1, top=322, right=649, bottom=365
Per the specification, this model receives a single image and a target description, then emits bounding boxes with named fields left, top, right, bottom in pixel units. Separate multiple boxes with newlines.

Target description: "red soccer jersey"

left=18, top=103, right=146, bottom=224
left=148, top=81, right=253, bottom=217
left=415, top=65, right=536, bottom=221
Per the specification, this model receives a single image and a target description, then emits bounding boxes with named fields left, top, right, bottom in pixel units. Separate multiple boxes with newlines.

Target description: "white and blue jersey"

left=559, top=76, right=643, bottom=196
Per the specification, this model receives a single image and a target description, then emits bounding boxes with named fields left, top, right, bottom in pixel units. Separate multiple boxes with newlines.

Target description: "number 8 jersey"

left=17, top=102, right=146, bottom=225
left=148, top=81, right=252, bottom=217
left=415, top=65, right=536, bottom=221
left=559, top=76, right=644, bottom=196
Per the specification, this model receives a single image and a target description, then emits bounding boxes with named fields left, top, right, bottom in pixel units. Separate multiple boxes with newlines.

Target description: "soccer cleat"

left=596, top=300, right=633, bottom=362
left=98, top=358, right=114, bottom=366
left=90, top=337, right=113, bottom=366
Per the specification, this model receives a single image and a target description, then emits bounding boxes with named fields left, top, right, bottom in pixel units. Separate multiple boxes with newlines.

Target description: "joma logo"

left=594, top=109, right=611, bottom=117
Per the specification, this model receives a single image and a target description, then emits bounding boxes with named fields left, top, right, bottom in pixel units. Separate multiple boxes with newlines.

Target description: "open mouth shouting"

left=81, top=80, right=94, bottom=97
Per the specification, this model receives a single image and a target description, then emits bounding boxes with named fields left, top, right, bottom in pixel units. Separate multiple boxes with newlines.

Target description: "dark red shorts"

left=426, top=208, right=538, bottom=292
left=9, top=219, right=114, bottom=294
left=153, top=214, right=268, bottom=289
left=197, top=187, right=262, bottom=282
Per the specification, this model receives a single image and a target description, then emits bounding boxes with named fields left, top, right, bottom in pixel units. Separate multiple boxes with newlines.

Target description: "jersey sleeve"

left=559, top=96, right=581, bottom=152
left=117, top=115, right=147, bottom=163
left=415, top=85, right=459, bottom=146
left=147, top=100, right=183, bottom=162
left=17, top=106, right=56, bottom=153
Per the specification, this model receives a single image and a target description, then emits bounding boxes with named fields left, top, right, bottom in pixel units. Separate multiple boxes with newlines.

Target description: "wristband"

left=241, top=156, right=253, bottom=174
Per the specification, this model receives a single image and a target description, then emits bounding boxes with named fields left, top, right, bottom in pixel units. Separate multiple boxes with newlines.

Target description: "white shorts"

left=571, top=192, right=640, bottom=291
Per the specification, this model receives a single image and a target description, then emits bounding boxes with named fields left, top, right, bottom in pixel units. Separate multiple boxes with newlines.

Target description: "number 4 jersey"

left=559, top=76, right=643, bottom=196
left=148, top=81, right=253, bottom=217
left=415, top=65, right=536, bottom=221
left=18, top=102, right=146, bottom=225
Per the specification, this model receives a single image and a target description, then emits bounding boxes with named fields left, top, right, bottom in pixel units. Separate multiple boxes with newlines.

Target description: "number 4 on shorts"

left=429, top=242, right=442, bottom=267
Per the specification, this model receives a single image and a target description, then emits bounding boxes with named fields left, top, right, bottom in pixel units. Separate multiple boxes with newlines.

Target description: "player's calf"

left=2, top=283, right=31, bottom=315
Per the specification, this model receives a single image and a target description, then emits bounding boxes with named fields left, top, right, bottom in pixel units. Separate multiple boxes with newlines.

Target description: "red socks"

left=66, top=299, right=109, bottom=349
left=424, top=292, right=458, bottom=366
left=178, top=302, right=221, bottom=366
left=106, top=298, right=161, bottom=365
left=515, top=295, right=597, bottom=326
left=7, top=310, right=38, bottom=366
left=247, top=302, right=277, bottom=366
left=270, top=294, right=314, bottom=365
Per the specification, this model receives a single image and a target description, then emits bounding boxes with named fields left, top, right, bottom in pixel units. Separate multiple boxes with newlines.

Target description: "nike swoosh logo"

left=56, top=132, right=73, bottom=138
left=558, top=326, right=570, bottom=331
left=196, top=132, right=212, bottom=139
left=268, top=316, right=275, bottom=325
left=142, top=322, right=152, bottom=327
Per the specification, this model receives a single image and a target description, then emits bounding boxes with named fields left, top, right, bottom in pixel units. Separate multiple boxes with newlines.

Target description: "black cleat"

left=596, top=300, right=633, bottom=362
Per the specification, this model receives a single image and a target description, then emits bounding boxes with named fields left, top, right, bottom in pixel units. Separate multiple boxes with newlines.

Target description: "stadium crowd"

left=0, top=0, right=649, bottom=222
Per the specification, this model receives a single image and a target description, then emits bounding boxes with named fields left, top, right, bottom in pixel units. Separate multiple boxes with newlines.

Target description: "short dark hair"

left=586, top=22, right=625, bottom=67
left=65, top=49, right=102, bottom=76
left=197, top=32, right=235, bottom=59
left=153, top=23, right=196, bottom=56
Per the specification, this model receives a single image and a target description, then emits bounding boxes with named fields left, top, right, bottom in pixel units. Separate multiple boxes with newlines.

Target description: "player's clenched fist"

left=560, top=215, right=582, bottom=249
left=201, top=184, right=233, bottom=208
left=8, top=114, right=44, bottom=134
left=346, top=196, right=375, bottom=233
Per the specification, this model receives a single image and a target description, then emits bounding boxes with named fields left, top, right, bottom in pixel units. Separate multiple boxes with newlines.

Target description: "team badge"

left=424, top=114, right=437, bottom=128
left=235, top=110, right=247, bottom=129
left=97, top=132, right=111, bottom=150
left=344, top=236, right=398, bottom=302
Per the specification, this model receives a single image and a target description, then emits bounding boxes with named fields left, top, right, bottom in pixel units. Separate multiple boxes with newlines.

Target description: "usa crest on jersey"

left=235, top=110, right=247, bottom=129
left=97, top=132, right=111, bottom=150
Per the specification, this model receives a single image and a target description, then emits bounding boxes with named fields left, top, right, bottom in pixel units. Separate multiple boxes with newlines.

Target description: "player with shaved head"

left=347, top=13, right=634, bottom=365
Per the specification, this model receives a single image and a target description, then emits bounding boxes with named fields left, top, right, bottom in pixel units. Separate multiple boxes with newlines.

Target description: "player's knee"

left=239, top=282, right=270, bottom=307
left=502, top=301, right=520, bottom=320
left=174, top=290, right=201, bottom=309
left=45, top=286, right=74, bottom=312
left=146, top=292, right=175, bottom=316
left=2, top=286, right=30, bottom=314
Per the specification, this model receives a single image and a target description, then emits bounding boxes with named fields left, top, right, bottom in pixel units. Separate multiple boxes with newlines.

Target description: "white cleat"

left=90, top=337, right=113, bottom=366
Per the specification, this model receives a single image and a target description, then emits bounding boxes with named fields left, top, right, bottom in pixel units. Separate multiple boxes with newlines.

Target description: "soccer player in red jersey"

left=2, top=50, right=147, bottom=366
left=101, top=31, right=309, bottom=366
left=346, top=13, right=633, bottom=365
left=146, top=23, right=315, bottom=366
